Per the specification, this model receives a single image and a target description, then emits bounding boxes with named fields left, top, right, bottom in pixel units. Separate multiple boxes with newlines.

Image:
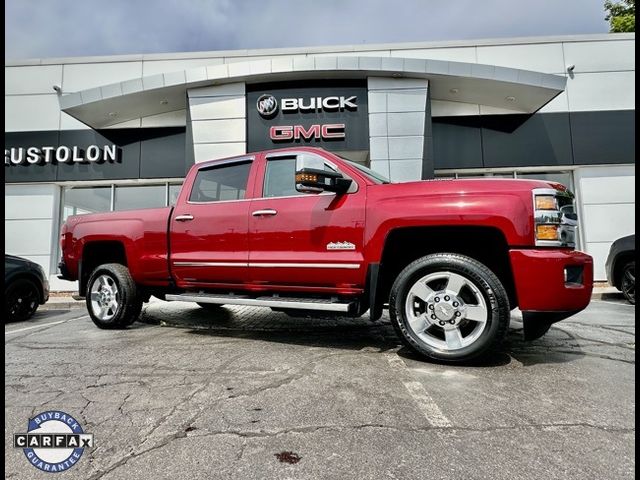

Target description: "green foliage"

left=604, top=0, right=635, bottom=32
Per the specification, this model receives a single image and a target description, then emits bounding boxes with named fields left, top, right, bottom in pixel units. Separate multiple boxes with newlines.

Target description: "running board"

left=165, top=293, right=354, bottom=312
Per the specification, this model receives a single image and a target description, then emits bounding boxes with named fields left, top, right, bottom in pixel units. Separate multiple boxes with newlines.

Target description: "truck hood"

left=371, top=177, right=567, bottom=197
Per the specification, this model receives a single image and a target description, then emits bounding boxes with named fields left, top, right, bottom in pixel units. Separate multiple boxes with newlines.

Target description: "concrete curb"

left=591, top=291, right=625, bottom=301
left=40, top=301, right=86, bottom=311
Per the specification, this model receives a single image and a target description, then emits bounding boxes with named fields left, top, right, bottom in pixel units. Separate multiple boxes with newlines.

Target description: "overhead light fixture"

left=505, top=96, right=516, bottom=102
left=160, top=99, right=169, bottom=105
left=392, top=73, right=402, bottom=78
left=108, top=112, right=118, bottom=117
left=450, top=88, right=459, bottom=94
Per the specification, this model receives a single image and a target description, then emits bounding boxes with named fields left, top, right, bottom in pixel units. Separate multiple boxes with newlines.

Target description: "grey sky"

left=5, top=0, right=611, bottom=60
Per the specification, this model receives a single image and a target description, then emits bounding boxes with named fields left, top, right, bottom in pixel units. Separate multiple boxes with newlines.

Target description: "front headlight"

left=534, top=195, right=557, bottom=210
left=532, top=188, right=577, bottom=248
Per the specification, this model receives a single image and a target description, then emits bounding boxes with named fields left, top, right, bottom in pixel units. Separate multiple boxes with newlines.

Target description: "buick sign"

left=257, top=94, right=278, bottom=117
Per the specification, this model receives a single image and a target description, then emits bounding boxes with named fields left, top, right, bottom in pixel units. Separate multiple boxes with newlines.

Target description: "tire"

left=6, top=278, right=40, bottom=322
left=389, top=253, right=510, bottom=362
left=197, top=303, right=224, bottom=311
left=621, top=260, right=635, bottom=305
left=86, top=263, right=142, bottom=329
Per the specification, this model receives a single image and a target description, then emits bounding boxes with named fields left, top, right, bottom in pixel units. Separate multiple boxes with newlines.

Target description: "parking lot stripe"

left=402, top=381, right=452, bottom=428
left=385, top=353, right=452, bottom=428
left=5, top=316, right=88, bottom=335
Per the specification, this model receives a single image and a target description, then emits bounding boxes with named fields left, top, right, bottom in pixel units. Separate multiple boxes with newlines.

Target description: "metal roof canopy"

left=59, top=56, right=566, bottom=129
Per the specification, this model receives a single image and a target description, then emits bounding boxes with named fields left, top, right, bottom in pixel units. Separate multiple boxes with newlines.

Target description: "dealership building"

left=4, top=33, right=635, bottom=290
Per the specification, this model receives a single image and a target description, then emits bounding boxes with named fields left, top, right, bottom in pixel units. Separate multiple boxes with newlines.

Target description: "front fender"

left=365, top=191, right=532, bottom=262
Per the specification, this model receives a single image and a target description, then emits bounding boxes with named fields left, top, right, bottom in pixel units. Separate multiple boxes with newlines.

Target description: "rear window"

left=189, top=162, right=251, bottom=202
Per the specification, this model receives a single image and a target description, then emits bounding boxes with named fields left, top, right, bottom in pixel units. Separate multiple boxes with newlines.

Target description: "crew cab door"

left=248, top=151, right=366, bottom=292
left=169, top=157, right=255, bottom=288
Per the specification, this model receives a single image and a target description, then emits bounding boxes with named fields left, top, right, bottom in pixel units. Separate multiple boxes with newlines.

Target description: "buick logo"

left=257, top=94, right=278, bottom=117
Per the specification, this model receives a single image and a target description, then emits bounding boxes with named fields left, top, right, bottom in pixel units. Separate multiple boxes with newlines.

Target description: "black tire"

left=621, top=260, right=635, bottom=305
left=6, top=278, right=40, bottom=322
left=86, top=263, right=142, bottom=329
left=389, top=253, right=510, bottom=363
left=197, top=303, right=224, bottom=311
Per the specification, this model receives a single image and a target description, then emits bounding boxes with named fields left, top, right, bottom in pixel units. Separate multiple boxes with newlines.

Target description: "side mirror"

left=294, top=154, right=352, bottom=194
left=295, top=168, right=352, bottom=194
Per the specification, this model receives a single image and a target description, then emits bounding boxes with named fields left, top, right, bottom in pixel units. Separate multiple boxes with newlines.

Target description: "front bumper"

left=509, top=248, right=593, bottom=313
left=42, top=278, right=50, bottom=304
left=58, top=260, right=73, bottom=281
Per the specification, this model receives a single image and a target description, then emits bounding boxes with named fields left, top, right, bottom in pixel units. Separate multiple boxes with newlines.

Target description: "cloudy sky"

left=5, top=0, right=611, bottom=60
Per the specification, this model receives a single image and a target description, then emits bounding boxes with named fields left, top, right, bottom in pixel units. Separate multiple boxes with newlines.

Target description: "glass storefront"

left=114, top=185, right=167, bottom=211
left=62, top=186, right=111, bottom=220
left=62, top=181, right=183, bottom=221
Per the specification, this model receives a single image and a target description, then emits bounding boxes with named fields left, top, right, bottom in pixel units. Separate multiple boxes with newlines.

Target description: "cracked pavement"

left=5, top=297, right=635, bottom=479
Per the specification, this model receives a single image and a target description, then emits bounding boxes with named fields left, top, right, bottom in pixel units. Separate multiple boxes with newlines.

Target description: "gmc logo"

left=270, top=124, right=346, bottom=141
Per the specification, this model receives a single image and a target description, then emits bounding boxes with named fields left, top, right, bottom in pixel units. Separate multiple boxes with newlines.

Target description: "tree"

left=605, top=0, right=635, bottom=32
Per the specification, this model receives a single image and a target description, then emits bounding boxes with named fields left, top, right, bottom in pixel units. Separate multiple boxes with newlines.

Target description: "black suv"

left=5, top=254, right=50, bottom=322
left=605, top=234, right=635, bottom=304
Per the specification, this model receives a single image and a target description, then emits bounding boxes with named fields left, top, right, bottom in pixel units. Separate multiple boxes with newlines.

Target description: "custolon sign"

left=5, top=145, right=119, bottom=166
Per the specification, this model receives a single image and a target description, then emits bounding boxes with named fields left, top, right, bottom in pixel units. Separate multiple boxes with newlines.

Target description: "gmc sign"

left=270, top=124, right=346, bottom=141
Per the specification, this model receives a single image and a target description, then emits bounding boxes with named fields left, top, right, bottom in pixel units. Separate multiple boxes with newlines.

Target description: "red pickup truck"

left=59, top=146, right=593, bottom=362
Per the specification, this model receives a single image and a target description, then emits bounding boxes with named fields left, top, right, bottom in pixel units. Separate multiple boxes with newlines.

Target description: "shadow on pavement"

left=4, top=309, right=74, bottom=325
left=139, top=303, right=585, bottom=367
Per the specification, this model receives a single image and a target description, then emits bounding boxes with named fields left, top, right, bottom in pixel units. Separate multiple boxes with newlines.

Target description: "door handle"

left=252, top=209, right=277, bottom=217
left=175, top=214, right=194, bottom=222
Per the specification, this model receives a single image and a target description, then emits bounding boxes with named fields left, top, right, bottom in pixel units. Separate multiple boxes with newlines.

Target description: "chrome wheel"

left=404, top=271, right=488, bottom=352
left=89, top=274, right=120, bottom=321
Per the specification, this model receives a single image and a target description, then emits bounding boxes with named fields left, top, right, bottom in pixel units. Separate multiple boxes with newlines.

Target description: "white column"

left=573, top=164, right=635, bottom=281
left=367, top=77, right=429, bottom=182
left=5, top=184, right=57, bottom=276
left=187, top=83, right=247, bottom=162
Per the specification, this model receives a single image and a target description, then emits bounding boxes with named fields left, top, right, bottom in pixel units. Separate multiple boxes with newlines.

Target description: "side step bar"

left=165, top=293, right=354, bottom=312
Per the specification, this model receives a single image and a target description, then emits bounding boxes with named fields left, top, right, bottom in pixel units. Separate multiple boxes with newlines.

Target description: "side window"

left=263, top=155, right=337, bottom=198
left=189, top=162, right=251, bottom=202
left=264, top=158, right=302, bottom=198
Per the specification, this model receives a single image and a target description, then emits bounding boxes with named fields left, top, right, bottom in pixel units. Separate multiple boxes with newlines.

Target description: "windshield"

left=340, top=157, right=391, bottom=184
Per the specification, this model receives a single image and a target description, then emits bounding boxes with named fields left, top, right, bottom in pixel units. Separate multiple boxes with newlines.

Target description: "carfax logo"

left=13, top=410, right=94, bottom=473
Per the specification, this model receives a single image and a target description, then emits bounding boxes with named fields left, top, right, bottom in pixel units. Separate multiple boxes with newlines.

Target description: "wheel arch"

left=374, top=225, right=516, bottom=314
left=612, top=251, right=635, bottom=290
left=80, top=241, right=128, bottom=296
left=6, top=272, right=45, bottom=303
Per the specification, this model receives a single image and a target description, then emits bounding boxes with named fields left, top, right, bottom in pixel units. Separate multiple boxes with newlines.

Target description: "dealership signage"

left=5, top=145, right=119, bottom=166
left=247, top=81, right=369, bottom=153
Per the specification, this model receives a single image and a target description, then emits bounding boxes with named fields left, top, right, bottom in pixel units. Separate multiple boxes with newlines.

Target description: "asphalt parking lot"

left=5, top=296, right=635, bottom=480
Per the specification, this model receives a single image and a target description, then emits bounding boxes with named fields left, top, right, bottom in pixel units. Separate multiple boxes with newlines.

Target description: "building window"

left=169, top=183, right=182, bottom=205
left=62, top=186, right=111, bottom=221
left=114, top=185, right=166, bottom=211
left=514, top=171, right=573, bottom=191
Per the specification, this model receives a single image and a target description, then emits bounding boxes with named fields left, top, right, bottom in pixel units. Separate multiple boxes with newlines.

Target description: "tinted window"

left=189, top=162, right=251, bottom=202
left=264, top=158, right=304, bottom=198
